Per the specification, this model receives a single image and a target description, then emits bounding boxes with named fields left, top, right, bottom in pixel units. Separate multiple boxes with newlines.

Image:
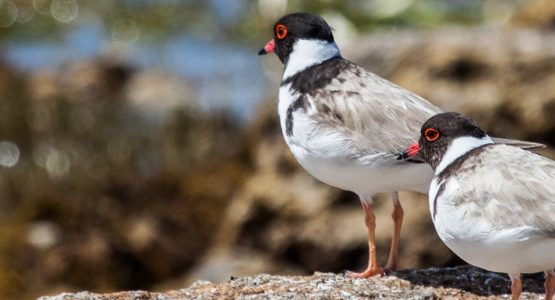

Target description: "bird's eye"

left=424, top=128, right=440, bottom=142
left=275, top=24, right=287, bottom=39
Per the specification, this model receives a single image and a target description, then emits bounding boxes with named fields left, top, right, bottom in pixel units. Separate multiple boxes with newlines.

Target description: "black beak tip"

left=397, top=151, right=408, bottom=160
left=258, top=48, right=267, bottom=55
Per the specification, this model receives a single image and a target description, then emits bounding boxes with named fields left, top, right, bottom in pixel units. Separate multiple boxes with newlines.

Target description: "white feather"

left=282, top=39, right=341, bottom=80
left=430, top=144, right=555, bottom=274
left=435, top=135, right=493, bottom=175
left=433, top=184, right=555, bottom=273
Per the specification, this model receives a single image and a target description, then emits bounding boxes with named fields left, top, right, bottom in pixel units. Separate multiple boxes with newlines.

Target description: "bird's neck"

left=283, top=39, right=341, bottom=80
left=435, top=136, right=493, bottom=175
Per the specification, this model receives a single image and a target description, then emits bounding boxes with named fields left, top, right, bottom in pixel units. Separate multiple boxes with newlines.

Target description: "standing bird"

left=400, top=112, right=555, bottom=300
left=258, top=12, right=543, bottom=277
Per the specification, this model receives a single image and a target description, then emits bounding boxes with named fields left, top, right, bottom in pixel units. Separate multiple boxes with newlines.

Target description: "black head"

left=258, top=13, right=335, bottom=64
left=403, top=112, right=487, bottom=170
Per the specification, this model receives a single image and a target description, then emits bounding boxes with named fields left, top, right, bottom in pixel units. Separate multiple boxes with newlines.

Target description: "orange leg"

left=509, top=273, right=522, bottom=300
left=385, top=192, right=403, bottom=271
left=545, top=270, right=555, bottom=300
left=346, top=200, right=384, bottom=278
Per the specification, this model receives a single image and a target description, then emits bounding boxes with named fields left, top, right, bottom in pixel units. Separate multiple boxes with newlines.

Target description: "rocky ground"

left=39, top=266, right=547, bottom=299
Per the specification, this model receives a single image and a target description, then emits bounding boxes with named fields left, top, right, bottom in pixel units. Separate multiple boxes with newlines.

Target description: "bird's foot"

left=383, top=263, right=397, bottom=275
left=345, top=267, right=384, bottom=278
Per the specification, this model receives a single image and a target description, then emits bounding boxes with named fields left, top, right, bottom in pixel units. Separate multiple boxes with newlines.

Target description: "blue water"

left=4, top=18, right=268, bottom=119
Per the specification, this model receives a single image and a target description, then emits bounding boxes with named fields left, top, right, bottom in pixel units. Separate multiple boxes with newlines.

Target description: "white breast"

left=435, top=136, right=493, bottom=175
left=430, top=177, right=555, bottom=274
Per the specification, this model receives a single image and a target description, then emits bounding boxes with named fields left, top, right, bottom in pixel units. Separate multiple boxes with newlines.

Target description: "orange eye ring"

left=275, top=24, right=287, bottom=39
left=424, top=128, right=440, bottom=142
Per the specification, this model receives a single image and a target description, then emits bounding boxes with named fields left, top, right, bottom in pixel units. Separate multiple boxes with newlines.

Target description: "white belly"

left=441, top=230, right=555, bottom=274
left=431, top=179, right=555, bottom=274
left=289, top=142, right=432, bottom=197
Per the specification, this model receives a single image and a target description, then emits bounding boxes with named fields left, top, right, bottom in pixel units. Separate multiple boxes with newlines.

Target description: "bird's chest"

left=277, top=84, right=315, bottom=151
left=277, top=85, right=350, bottom=185
left=430, top=177, right=493, bottom=245
left=278, top=86, right=367, bottom=190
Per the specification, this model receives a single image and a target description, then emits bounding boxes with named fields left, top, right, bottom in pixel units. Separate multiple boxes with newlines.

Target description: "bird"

left=399, top=112, right=555, bottom=300
left=258, top=12, right=544, bottom=277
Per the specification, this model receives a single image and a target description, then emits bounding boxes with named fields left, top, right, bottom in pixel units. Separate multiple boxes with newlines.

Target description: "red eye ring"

left=275, top=24, right=287, bottom=39
left=424, top=128, right=440, bottom=142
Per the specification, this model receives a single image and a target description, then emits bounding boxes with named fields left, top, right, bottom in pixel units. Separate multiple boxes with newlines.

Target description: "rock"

left=38, top=266, right=548, bottom=299
left=0, top=58, right=248, bottom=299
left=125, top=69, right=198, bottom=124
left=512, top=0, right=555, bottom=29
left=55, top=58, right=133, bottom=104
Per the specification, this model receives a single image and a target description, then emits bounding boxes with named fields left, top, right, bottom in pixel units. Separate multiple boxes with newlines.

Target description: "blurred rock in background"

left=347, top=27, right=555, bottom=147
left=0, top=1, right=553, bottom=299
left=0, top=56, right=250, bottom=299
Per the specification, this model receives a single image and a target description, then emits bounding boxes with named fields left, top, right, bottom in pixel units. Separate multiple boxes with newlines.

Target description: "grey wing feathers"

left=305, top=62, right=441, bottom=157
left=490, top=137, right=545, bottom=150
left=453, top=145, right=555, bottom=236
left=300, top=61, right=543, bottom=160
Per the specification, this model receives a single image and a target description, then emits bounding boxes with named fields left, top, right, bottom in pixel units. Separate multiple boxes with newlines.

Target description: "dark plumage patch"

left=333, top=111, right=344, bottom=124
left=286, top=95, right=309, bottom=137
left=432, top=183, right=445, bottom=221
left=320, top=103, right=331, bottom=114
left=271, top=13, right=335, bottom=64
left=281, top=57, right=352, bottom=95
left=281, top=57, right=357, bottom=139
left=329, top=90, right=342, bottom=96
left=436, top=144, right=492, bottom=183
left=317, top=102, right=344, bottom=124
left=419, top=112, right=488, bottom=170
left=422, top=112, right=487, bottom=143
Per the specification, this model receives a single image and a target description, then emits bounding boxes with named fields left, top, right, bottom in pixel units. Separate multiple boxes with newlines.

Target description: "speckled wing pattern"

left=444, top=144, right=555, bottom=236
left=296, top=60, right=441, bottom=160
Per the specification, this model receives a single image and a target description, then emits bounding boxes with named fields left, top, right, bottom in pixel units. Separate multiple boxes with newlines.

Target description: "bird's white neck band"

left=283, top=39, right=341, bottom=80
left=436, top=135, right=493, bottom=175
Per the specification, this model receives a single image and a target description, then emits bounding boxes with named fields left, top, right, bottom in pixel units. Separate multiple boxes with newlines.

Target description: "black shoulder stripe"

left=281, top=56, right=349, bottom=94
left=437, top=144, right=493, bottom=182
left=433, top=182, right=445, bottom=221
left=433, top=144, right=494, bottom=220
left=285, top=95, right=309, bottom=137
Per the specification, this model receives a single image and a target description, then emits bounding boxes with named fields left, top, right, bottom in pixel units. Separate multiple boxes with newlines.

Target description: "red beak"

left=258, top=39, right=275, bottom=55
left=397, top=142, right=421, bottom=160
left=407, top=143, right=421, bottom=156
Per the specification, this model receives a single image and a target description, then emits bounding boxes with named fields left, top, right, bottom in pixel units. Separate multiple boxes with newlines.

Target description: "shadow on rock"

left=392, top=265, right=546, bottom=296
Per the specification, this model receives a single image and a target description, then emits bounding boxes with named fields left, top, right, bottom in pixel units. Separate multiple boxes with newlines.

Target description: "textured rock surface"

left=39, top=266, right=547, bottom=299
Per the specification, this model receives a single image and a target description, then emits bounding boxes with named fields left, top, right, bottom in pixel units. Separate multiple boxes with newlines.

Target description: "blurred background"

left=0, top=0, right=554, bottom=299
